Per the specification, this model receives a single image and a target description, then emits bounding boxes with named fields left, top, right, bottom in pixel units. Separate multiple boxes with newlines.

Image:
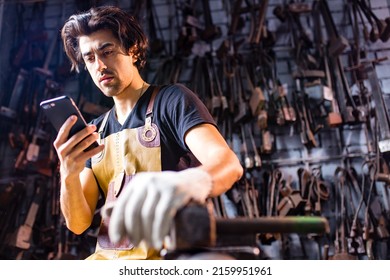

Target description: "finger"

left=152, top=189, right=190, bottom=248
left=140, top=185, right=160, bottom=247
left=55, top=116, right=97, bottom=157
left=73, top=132, right=103, bottom=161
left=101, top=201, right=115, bottom=219
left=123, top=179, right=148, bottom=246
left=68, top=125, right=98, bottom=152
left=108, top=183, right=135, bottom=243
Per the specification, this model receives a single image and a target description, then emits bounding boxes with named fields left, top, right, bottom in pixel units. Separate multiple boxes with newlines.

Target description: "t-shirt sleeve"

left=157, top=83, right=217, bottom=151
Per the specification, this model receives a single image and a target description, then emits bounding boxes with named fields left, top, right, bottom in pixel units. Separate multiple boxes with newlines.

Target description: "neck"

left=114, top=81, right=149, bottom=124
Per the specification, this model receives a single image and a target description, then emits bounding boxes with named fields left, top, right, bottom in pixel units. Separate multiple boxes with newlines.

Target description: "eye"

left=85, top=55, right=95, bottom=63
left=103, top=49, right=114, bottom=56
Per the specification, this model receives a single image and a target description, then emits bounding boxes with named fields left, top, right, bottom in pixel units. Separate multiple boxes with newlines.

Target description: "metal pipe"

left=216, top=216, right=330, bottom=235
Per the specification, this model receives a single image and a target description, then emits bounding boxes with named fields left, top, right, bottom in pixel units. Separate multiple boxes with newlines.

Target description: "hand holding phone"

left=40, top=95, right=99, bottom=152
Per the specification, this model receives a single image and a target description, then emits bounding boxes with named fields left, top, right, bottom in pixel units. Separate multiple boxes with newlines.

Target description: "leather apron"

left=87, top=86, right=161, bottom=260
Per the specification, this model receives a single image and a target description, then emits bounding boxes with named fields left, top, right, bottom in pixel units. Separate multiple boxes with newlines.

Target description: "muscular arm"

left=184, top=123, right=243, bottom=197
left=60, top=168, right=100, bottom=234
left=54, top=115, right=104, bottom=234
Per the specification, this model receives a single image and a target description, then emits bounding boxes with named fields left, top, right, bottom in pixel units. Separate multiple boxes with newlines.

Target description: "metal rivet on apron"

left=141, top=116, right=157, bottom=142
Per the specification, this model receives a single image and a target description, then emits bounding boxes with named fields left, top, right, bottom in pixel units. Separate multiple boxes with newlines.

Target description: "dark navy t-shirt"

left=86, top=84, right=216, bottom=170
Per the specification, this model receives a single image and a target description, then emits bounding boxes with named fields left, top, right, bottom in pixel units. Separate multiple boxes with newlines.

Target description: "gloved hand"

left=102, top=168, right=212, bottom=249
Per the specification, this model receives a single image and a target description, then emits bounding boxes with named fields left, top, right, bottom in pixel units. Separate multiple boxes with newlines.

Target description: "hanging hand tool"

left=363, top=61, right=390, bottom=156
left=247, top=123, right=262, bottom=168
left=200, top=0, right=222, bottom=41
left=228, top=0, right=245, bottom=35
left=240, top=125, right=254, bottom=170
left=277, top=174, right=306, bottom=217
left=204, top=55, right=222, bottom=119
left=322, top=51, right=343, bottom=127
left=248, top=0, right=269, bottom=45
left=355, top=0, right=387, bottom=43
left=146, top=0, right=166, bottom=55
left=329, top=168, right=358, bottom=259
left=233, top=65, right=252, bottom=124
left=293, top=78, right=318, bottom=147
left=210, top=54, right=229, bottom=123
left=318, top=0, right=349, bottom=57
left=13, top=177, right=45, bottom=250
left=176, top=0, right=200, bottom=57
left=344, top=168, right=366, bottom=255
left=311, top=1, right=343, bottom=127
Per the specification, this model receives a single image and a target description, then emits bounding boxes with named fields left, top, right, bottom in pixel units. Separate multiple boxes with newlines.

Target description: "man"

left=55, top=6, right=243, bottom=260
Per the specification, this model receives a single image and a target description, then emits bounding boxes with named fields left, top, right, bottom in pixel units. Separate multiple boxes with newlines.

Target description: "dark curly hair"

left=61, top=6, right=148, bottom=72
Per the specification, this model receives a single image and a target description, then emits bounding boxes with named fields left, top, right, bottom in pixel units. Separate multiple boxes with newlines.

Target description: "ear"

left=128, top=45, right=139, bottom=63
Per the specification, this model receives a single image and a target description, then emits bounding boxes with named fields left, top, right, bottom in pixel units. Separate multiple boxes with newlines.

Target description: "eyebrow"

left=82, top=42, right=115, bottom=57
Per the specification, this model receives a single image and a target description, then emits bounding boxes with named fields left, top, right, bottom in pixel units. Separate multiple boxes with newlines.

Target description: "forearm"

left=199, top=148, right=243, bottom=197
left=60, top=173, right=95, bottom=234
left=184, top=124, right=243, bottom=197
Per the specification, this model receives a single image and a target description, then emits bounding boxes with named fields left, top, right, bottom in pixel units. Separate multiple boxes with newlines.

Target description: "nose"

left=95, top=57, right=107, bottom=73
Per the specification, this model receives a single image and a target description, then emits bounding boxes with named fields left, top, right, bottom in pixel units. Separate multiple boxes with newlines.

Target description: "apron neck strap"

left=146, top=85, right=161, bottom=118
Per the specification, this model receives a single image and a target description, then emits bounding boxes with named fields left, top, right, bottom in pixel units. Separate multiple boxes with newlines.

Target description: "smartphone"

left=40, top=95, right=99, bottom=152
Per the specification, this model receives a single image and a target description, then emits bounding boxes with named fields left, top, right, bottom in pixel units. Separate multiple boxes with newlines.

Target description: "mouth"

left=99, top=75, right=114, bottom=84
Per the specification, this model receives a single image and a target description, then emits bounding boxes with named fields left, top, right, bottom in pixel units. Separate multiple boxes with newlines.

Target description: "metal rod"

left=215, top=216, right=330, bottom=235
left=261, top=151, right=375, bottom=167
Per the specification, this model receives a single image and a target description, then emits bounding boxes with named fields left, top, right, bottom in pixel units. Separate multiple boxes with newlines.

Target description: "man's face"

left=79, top=29, right=137, bottom=97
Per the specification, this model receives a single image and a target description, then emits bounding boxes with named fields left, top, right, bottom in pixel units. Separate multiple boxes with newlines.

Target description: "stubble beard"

left=99, top=80, right=121, bottom=98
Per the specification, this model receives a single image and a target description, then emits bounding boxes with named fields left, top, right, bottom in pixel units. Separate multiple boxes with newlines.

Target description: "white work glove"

left=102, top=168, right=212, bottom=249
